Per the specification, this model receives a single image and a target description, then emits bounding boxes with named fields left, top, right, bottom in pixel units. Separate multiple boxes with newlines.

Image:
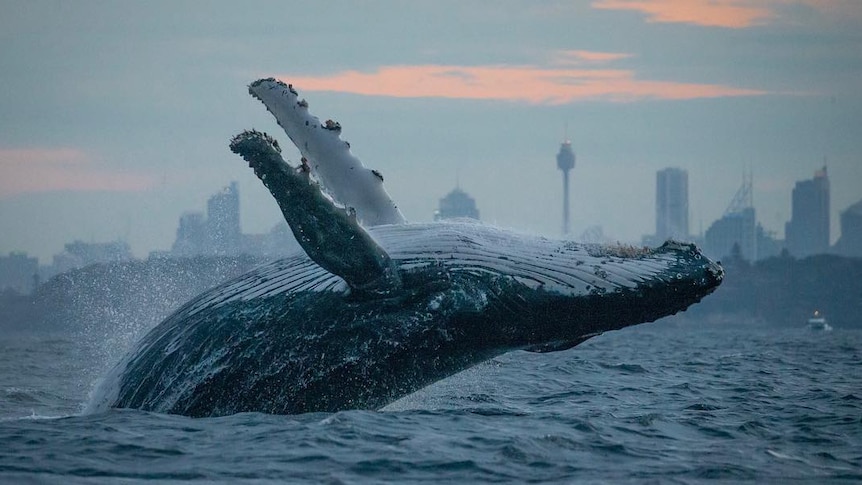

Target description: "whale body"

left=89, top=79, right=723, bottom=417
left=92, top=221, right=721, bottom=417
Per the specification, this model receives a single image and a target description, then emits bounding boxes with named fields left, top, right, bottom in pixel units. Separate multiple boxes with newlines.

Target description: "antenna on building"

left=724, top=170, right=753, bottom=216
left=748, top=166, right=754, bottom=210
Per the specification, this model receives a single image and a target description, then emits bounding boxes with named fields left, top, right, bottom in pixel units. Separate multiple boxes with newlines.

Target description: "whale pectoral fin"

left=230, top=130, right=401, bottom=296
left=248, top=78, right=405, bottom=226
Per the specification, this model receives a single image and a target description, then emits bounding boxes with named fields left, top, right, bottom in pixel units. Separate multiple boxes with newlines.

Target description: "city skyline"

left=3, top=135, right=861, bottom=265
left=7, top=164, right=857, bottom=264
left=2, top=2, right=862, bottom=263
left=4, top=163, right=859, bottom=295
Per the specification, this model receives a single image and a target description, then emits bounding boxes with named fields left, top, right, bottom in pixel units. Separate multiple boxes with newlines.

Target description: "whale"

left=88, top=80, right=723, bottom=417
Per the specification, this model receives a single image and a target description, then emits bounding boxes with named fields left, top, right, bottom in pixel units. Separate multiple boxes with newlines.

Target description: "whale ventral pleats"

left=230, top=130, right=401, bottom=297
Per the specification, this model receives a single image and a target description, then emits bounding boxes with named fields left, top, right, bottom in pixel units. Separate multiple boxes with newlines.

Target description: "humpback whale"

left=89, top=79, right=723, bottom=417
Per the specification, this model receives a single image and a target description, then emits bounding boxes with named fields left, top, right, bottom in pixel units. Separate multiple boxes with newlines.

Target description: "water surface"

left=1, top=322, right=860, bottom=483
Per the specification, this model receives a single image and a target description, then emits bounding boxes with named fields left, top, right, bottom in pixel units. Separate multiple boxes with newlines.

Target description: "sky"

left=1, top=0, right=861, bottom=264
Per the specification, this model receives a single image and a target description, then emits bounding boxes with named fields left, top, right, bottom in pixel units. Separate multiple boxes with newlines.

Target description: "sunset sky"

left=2, top=1, right=861, bottom=263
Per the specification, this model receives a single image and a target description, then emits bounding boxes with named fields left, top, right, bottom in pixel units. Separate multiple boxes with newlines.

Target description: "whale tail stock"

left=229, top=130, right=401, bottom=296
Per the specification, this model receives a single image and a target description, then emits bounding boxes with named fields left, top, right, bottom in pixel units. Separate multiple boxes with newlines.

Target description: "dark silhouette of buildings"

left=172, top=183, right=241, bottom=256
left=3, top=241, right=135, bottom=288
left=706, top=175, right=755, bottom=260
left=704, top=173, right=780, bottom=262
left=556, top=139, right=575, bottom=236
left=833, top=198, right=862, bottom=257
left=0, top=252, right=38, bottom=294
left=172, top=212, right=207, bottom=257
left=434, top=187, right=480, bottom=221
left=52, top=240, right=133, bottom=274
left=656, top=168, right=689, bottom=242
left=169, top=182, right=297, bottom=258
left=706, top=207, right=756, bottom=261
left=785, top=167, right=830, bottom=258
left=206, top=181, right=242, bottom=255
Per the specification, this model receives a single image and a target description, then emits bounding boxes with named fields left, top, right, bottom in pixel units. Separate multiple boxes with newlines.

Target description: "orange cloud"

left=552, top=50, right=633, bottom=65
left=592, top=0, right=775, bottom=28
left=591, top=0, right=862, bottom=28
left=282, top=64, right=765, bottom=105
left=0, top=148, right=156, bottom=197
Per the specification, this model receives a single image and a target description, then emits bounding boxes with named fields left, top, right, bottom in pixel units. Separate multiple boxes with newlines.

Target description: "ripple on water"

left=1, top=325, right=861, bottom=482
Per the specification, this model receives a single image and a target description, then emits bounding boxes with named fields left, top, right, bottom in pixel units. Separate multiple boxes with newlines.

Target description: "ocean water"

left=1, top=321, right=860, bottom=484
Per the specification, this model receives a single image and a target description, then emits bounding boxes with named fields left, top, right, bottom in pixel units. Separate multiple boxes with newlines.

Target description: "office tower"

left=656, top=168, right=689, bottom=242
left=704, top=174, right=758, bottom=261
left=832, top=198, right=862, bottom=257
left=785, top=167, right=830, bottom=257
left=206, top=181, right=241, bottom=255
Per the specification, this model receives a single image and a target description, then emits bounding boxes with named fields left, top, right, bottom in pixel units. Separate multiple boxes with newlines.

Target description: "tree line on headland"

left=684, top=248, right=862, bottom=328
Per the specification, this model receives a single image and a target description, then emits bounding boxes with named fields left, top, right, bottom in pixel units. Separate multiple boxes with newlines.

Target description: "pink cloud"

left=552, top=50, right=634, bottom=65
left=592, top=0, right=775, bottom=28
left=282, top=64, right=766, bottom=105
left=591, top=0, right=862, bottom=28
left=0, top=148, right=156, bottom=197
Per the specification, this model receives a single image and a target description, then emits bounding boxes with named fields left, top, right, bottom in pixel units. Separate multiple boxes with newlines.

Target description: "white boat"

left=807, top=310, right=832, bottom=331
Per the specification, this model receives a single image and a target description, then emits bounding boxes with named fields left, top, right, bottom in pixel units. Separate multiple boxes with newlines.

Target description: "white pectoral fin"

left=248, top=78, right=405, bottom=226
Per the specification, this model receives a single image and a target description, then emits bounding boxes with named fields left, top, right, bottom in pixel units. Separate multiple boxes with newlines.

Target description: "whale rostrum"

left=88, top=79, right=724, bottom=417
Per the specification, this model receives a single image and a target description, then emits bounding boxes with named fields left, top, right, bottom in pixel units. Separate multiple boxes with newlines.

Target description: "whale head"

left=366, top=222, right=723, bottom=355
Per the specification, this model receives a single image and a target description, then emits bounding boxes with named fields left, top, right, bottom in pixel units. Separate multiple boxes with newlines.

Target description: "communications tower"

left=556, top=138, right=576, bottom=236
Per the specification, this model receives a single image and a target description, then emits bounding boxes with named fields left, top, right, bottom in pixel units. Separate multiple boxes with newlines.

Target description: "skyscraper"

left=206, top=181, right=241, bottom=255
left=785, top=167, right=830, bottom=257
left=833, top=198, right=862, bottom=257
left=556, top=139, right=575, bottom=236
left=705, top=207, right=756, bottom=261
left=172, top=212, right=206, bottom=257
left=0, top=252, right=39, bottom=294
left=702, top=172, right=775, bottom=262
left=655, top=168, right=689, bottom=242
